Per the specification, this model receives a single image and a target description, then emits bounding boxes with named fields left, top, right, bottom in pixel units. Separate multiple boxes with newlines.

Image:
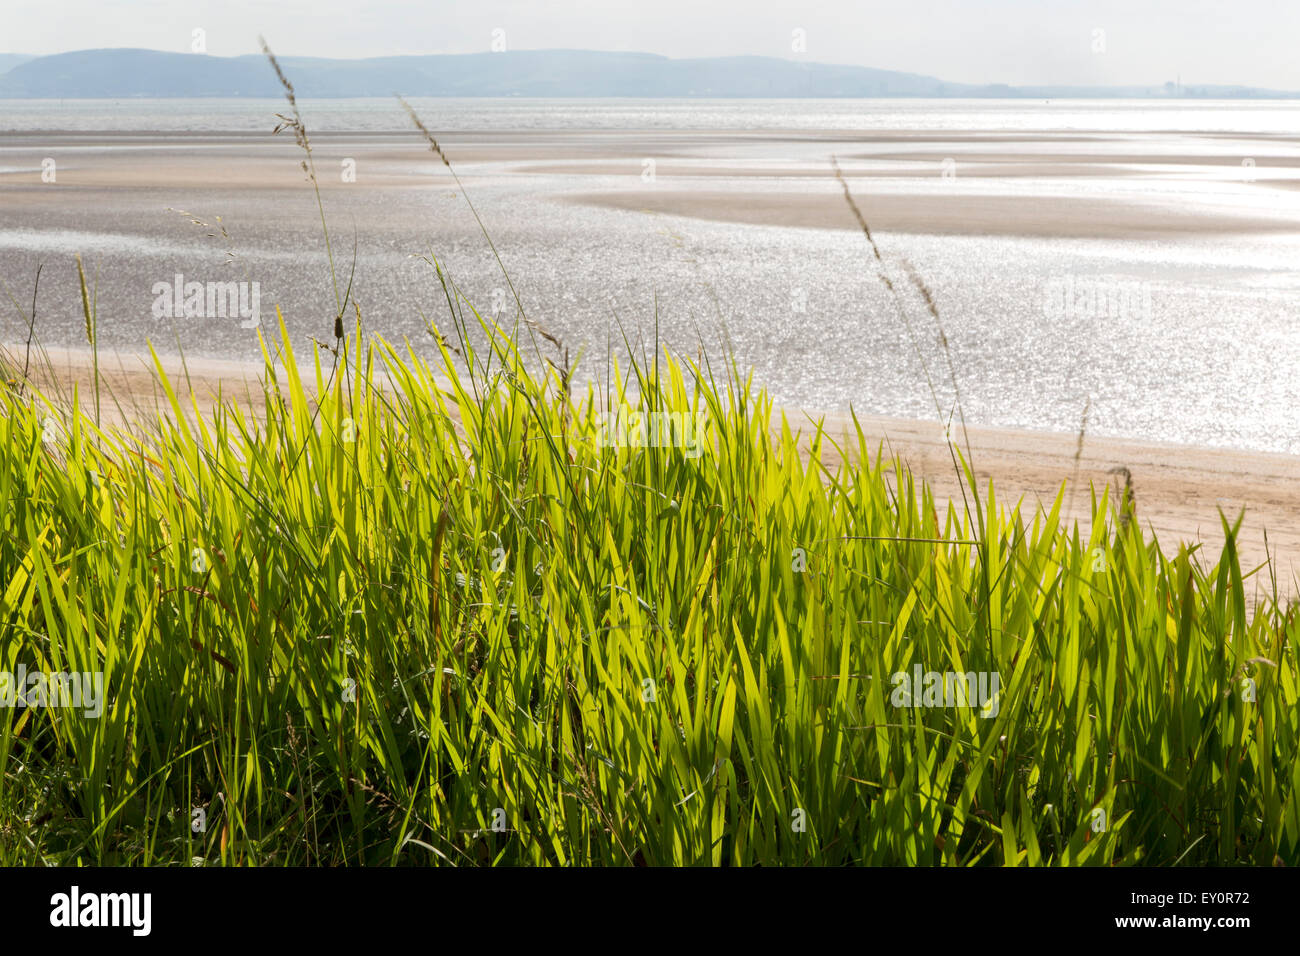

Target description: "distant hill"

left=0, top=53, right=34, bottom=75
left=0, top=48, right=963, bottom=98
left=0, top=48, right=1294, bottom=99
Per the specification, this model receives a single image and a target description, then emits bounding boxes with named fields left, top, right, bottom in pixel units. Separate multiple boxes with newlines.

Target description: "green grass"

left=0, top=293, right=1297, bottom=866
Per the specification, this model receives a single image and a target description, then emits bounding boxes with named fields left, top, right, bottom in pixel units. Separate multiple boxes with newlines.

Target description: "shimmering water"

left=2, top=98, right=1299, bottom=453
left=5, top=97, right=1300, bottom=133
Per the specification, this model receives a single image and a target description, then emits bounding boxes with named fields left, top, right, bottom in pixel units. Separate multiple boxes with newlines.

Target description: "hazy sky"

left=6, top=0, right=1297, bottom=89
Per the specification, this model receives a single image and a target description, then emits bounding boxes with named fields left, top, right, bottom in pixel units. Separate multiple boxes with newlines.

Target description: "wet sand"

left=4, top=122, right=1300, bottom=595
left=568, top=189, right=1299, bottom=239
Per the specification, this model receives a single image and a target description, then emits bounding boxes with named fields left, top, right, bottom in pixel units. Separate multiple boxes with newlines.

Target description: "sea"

left=2, top=97, right=1299, bottom=453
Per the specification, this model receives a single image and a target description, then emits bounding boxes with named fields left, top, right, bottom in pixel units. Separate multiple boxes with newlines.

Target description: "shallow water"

left=2, top=98, right=1299, bottom=453
left=6, top=96, right=1300, bottom=133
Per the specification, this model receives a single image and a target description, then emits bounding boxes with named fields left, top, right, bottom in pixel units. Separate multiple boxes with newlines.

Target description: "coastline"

left=6, top=124, right=1300, bottom=458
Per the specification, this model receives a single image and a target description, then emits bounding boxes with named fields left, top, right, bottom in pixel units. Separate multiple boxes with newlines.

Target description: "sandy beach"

left=569, top=188, right=1300, bottom=239
left=5, top=120, right=1300, bottom=462
left=807, top=408, right=1300, bottom=602
left=4, top=111, right=1300, bottom=599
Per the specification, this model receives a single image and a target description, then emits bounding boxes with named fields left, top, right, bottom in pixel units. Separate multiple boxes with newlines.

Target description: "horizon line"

left=2, top=46, right=1290, bottom=94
